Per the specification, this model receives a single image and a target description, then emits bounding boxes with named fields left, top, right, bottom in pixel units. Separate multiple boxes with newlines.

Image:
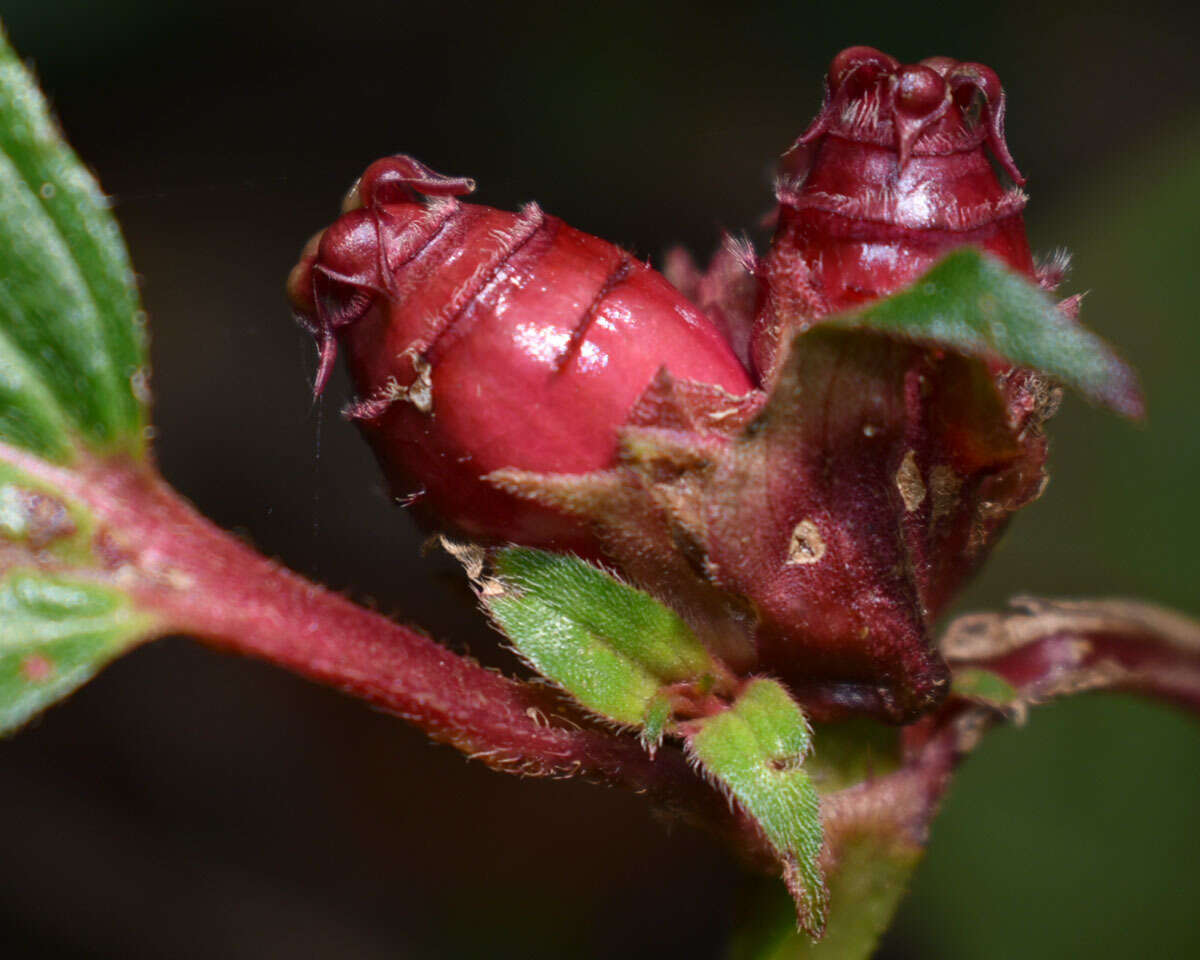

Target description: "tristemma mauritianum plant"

left=1, top=21, right=1198, bottom=955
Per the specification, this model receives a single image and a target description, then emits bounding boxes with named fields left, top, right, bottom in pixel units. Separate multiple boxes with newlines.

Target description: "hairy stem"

left=9, top=440, right=1200, bottom=878
left=1, top=443, right=737, bottom=828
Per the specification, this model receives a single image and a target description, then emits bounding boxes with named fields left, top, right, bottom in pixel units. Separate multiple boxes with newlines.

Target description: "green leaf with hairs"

left=484, top=547, right=719, bottom=728
left=821, top=247, right=1142, bottom=418
left=689, top=678, right=828, bottom=938
left=0, top=24, right=149, bottom=463
left=0, top=569, right=157, bottom=734
left=726, top=720, right=916, bottom=959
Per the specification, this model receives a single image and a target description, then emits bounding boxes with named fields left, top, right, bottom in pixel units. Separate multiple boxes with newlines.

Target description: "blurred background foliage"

left=1, top=1, right=1197, bottom=956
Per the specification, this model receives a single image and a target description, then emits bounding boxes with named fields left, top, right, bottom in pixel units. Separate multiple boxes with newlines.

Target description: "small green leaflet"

left=951, top=666, right=1022, bottom=710
left=727, top=722, right=913, bottom=959
left=820, top=248, right=1143, bottom=418
left=479, top=548, right=828, bottom=936
left=0, top=569, right=156, bottom=734
left=484, top=547, right=720, bottom=733
left=0, top=25, right=149, bottom=462
left=690, top=678, right=828, bottom=938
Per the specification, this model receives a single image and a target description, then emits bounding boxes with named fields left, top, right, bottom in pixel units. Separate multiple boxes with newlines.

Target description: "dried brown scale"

left=0, top=485, right=76, bottom=549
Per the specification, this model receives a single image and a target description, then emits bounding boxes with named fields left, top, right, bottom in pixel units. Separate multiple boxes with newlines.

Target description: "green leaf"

left=726, top=720, right=917, bottom=960
left=950, top=666, right=1021, bottom=709
left=0, top=26, right=158, bottom=732
left=825, top=248, right=1142, bottom=418
left=0, top=568, right=156, bottom=733
left=0, top=26, right=149, bottom=462
left=689, top=678, right=828, bottom=938
left=640, top=689, right=673, bottom=753
left=485, top=547, right=719, bottom=727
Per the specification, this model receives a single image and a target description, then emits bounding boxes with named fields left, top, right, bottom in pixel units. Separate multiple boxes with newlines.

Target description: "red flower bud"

left=288, top=155, right=753, bottom=547
left=289, top=50, right=1097, bottom=724
left=753, top=46, right=1037, bottom=380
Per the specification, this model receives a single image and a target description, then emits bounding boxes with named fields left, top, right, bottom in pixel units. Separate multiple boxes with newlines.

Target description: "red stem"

left=3, top=444, right=734, bottom=828
left=9, top=443, right=1200, bottom=873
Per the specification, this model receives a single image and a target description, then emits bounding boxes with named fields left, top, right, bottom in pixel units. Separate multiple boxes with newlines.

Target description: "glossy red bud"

left=755, top=47, right=1035, bottom=381
left=288, top=49, right=1086, bottom=725
left=288, top=156, right=754, bottom=547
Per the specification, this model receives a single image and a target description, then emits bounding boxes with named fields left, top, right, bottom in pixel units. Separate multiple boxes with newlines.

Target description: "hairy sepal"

left=466, top=547, right=831, bottom=936
left=687, top=677, right=828, bottom=939
left=474, top=546, right=731, bottom=735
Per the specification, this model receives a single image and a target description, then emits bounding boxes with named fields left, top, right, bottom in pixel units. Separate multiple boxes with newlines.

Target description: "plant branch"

left=11, top=438, right=1200, bottom=878
left=818, top=596, right=1200, bottom=866
left=0, top=442, right=741, bottom=830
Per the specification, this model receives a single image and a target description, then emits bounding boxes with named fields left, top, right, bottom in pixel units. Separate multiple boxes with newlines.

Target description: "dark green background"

left=1, top=1, right=1197, bottom=957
